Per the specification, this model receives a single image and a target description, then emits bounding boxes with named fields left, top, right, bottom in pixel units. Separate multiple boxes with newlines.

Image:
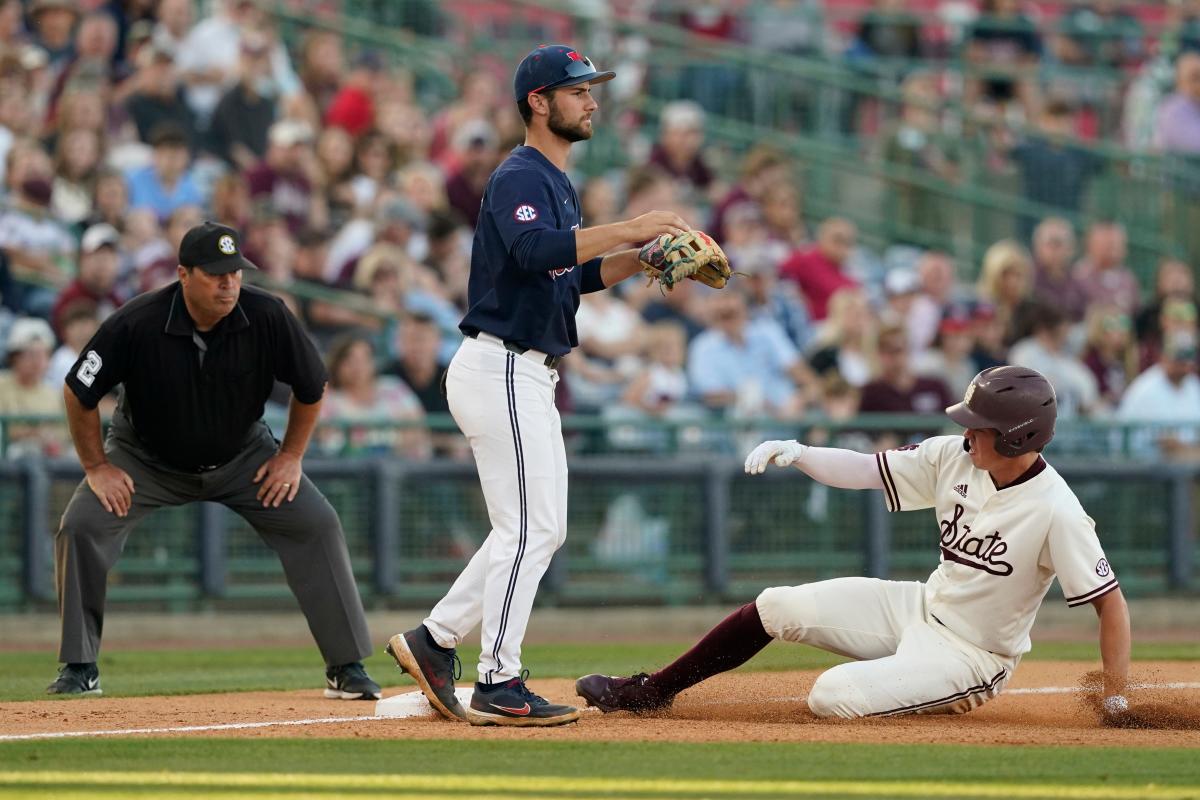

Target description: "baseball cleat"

left=575, top=672, right=674, bottom=713
left=467, top=671, right=580, bottom=727
left=46, top=662, right=102, bottom=696
left=324, top=661, right=381, bottom=700
left=386, top=627, right=467, bottom=721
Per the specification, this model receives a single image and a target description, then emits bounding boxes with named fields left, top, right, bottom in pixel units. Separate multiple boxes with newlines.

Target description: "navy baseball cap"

left=513, top=44, right=614, bottom=101
left=179, top=221, right=258, bottom=274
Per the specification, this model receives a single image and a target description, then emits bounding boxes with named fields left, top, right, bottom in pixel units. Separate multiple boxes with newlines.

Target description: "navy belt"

left=469, top=331, right=562, bottom=370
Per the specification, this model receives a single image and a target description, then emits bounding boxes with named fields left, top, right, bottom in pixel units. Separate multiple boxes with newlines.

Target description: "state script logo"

left=938, top=503, right=1013, bottom=576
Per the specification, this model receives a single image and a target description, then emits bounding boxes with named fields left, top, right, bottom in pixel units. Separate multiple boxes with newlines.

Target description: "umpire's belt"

left=470, top=331, right=563, bottom=370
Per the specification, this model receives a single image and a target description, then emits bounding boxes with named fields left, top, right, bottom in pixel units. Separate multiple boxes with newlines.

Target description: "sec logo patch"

left=1095, top=558, right=1111, bottom=577
left=218, top=235, right=237, bottom=255
left=513, top=204, right=539, bottom=223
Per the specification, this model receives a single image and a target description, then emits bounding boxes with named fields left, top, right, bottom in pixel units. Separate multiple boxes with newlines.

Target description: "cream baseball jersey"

left=875, top=435, right=1118, bottom=657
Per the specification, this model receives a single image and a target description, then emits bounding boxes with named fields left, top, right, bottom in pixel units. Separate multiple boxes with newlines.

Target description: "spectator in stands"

left=1074, top=221, right=1139, bottom=314
left=881, top=267, right=922, bottom=339
left=647, top=100, right=715, bottom=199
left=688, top=290, right=810, bottom=419
left=1153, top=51, right=1200, bottom=154
left=246, top=119, right=324, bottom=235
left=779, top=217, right=860, bottom=322
left=85, top=167, right=127, bottom=233
left=618, top=320, right=695, bottom=420
left=759, top=178, right=808, bottom=249
left=50, top=126, right=100, bottom=225
left=907, top=250, right=958, bottom=352
left=709, top=146, right=791, bottom=243
left=210, top=171, right=250, bottom=231
left=746, top=0, right=825, bottom=129
left=850, top=0, right=922, bottom=66
left=860, top=322, right=953, bottom=416
left=385, top=311, right=462, bottom=457
left=325, top=51, right=383, bottom=137
left=1009, top=101, right=1103, bottom=242
left=1057, top=1, right=1143, bottom=70
left=1135, top=258, right=1198, bottom=346
left=152, top=0, right=192, bottom=58
left=349, top=131, right=395, bottom=212
left=125, top=42, right=195, bottom=148
left=1139, top=298, right=1199, bottom=372
left=1117, top=331, right=1200, bottom=459
left=125, top=121, right=203, bottom=222
left=964, top=0, right=1042, bottom=118
left=808, top=287, right=877, bottom=387
left=135, top=203, right=201, bottom=294
left=580, top=176, right=618, bottom=229
left=298, top=30, right=344, bottom=116
left=45, top=299, right=98, bottom=390
left=1030, top=217, right=1087, bottom=322
left=395, top=160, right=448, bottom=217
left=421, top=209, right=470, bottom=309
left=444, top=119, right=498, bottom=228
left=727, top=204, right=815, bottom=352
left=327, top=195, right=426, bottom=287
left=0, top=315, right=65, bottom=457
left=1081, top=306, right=1136, bottom=409
left=47, top=11, right=121, bottom=126
left=428, top=69, right=503, bottom=163
left=914, top=302, right=978, bottom=397
left=881, top=71, right=959, bottom=246
left=320, top=331, right=428, bottom=459
left=313, top=125, right=356, bottom=228
left=976, top=238, right=1035, bottom=346
left=0, top=167, right=75, bottom=314
left=207, top=31, right=278, bottom=170
left=50, top=223, right=121, bottom=336
left=28, top=0, right=79, bottom=73
left=1009, top=303, right=1101, bottom=417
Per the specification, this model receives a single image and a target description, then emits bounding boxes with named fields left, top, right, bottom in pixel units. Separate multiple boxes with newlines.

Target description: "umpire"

left=47, top=221, right=379, bottom=700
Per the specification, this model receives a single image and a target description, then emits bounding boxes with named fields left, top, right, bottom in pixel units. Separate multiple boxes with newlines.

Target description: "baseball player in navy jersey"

left=578, top=366, right=1134, bottom=720
left=387, top=44, right=692, bottom=727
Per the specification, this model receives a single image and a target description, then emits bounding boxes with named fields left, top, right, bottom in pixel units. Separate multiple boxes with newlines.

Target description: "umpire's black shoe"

left=324, top=661, right=382, bottom=700
left=576, top=672, right=674, bottom=713
left=46, top=662, right=102, bottom=696
left=467, top=670, right=580, bottom=727
left=386, top=626, right=467, bottom=721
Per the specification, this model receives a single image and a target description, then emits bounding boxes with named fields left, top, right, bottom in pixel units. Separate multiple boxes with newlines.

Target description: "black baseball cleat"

left=325, top=661, right=382, bottom=700
left=575, top=672, right=674, bottom=713
left=46, top=662, right=102, bottom=696
left=467, top=671, right=580, bottom=727
left=386, top=626, right=467, bottom=721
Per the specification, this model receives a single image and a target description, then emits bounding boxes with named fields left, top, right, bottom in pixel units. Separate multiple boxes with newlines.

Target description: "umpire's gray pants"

left=54, top=421, right=373, bottom=666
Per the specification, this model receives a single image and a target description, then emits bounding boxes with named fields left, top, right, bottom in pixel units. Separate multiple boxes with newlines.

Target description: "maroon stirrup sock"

left=648, top=601, right=773, bottom=697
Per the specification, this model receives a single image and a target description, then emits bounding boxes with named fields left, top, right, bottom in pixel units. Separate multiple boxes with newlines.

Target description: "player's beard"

left=547, top=99, right=592, bottom=142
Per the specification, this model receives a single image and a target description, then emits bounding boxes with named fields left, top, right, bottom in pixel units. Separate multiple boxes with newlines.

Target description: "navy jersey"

left=459, top=145, right=606, bottom=356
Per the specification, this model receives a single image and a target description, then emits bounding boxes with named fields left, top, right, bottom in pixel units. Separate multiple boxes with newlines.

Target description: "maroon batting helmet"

left=945, top=366, right=1057, bottom=457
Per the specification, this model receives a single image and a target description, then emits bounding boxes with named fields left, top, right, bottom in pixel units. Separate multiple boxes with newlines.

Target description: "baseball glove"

left=638, top=230, right=731, bottom=291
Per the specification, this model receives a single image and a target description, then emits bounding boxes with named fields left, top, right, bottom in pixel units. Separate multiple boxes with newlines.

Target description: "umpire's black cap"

left=513, top=44, right=614, bottom=101
left=178, top=221, right=259, bottom=275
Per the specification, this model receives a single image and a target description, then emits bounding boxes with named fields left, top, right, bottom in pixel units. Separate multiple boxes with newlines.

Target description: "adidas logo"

left=953, top=484, right=968, bottom=498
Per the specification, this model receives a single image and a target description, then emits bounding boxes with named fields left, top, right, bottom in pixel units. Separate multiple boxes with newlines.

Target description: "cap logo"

left=566, top=50, right=583, bottom=61
left=217, top=235, right=237, bottom=255
left=964, top=383, right=976, bottom=407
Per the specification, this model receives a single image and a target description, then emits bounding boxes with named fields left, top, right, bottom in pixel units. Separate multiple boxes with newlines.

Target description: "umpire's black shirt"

left=66, top=282, right=327, bottom=472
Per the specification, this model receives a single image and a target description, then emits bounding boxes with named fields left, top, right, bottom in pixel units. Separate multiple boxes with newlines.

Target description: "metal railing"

left=1, top=448, right=1194, bottom=611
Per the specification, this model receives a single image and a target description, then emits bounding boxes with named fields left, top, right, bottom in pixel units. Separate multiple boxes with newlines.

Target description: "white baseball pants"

left=756, top=577, right=1017, bottom=718
left=424, top=334, right=568, bottom=684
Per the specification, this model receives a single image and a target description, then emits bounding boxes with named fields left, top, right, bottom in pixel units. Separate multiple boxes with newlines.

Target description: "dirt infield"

left=3, top=661, right=1197, bottom=748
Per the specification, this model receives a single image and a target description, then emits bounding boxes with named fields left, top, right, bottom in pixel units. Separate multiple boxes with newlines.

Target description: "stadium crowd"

left=0, top=0, right=1198, bottom=461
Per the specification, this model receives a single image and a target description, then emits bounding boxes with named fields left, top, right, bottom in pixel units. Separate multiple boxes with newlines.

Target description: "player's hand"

left=744, top=440, right=807, bottom=474
left=85, top=463, right=135, bottom=517
left=624, top=211, right=690, bottom=243
left=254, top=450, right=303, bottom=508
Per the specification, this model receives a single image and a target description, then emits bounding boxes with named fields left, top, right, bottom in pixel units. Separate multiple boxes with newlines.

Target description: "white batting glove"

left=744, top=440, right=807, bottom=474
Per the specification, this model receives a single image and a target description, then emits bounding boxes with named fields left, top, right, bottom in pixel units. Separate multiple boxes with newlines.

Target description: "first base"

left=374, top=687, right=474, bottom=718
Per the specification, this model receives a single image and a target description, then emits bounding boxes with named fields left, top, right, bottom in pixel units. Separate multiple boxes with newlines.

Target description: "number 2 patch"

left=76, top=350, right=102, bottom=387
left=513, top=204, right=539, bottom=223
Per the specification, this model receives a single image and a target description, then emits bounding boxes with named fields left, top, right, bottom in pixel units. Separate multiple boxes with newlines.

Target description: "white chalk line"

left=1, top=683, right=1196, bottom=742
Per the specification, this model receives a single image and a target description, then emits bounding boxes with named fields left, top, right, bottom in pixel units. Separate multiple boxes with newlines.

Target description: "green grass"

left=3, top=640, right=1197, bottom=702
left=0, top=740, right=1197, bottom=799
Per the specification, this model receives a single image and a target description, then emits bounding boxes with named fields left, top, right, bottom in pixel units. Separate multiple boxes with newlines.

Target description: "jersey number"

left=76, top=351, right=102, bottom=387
